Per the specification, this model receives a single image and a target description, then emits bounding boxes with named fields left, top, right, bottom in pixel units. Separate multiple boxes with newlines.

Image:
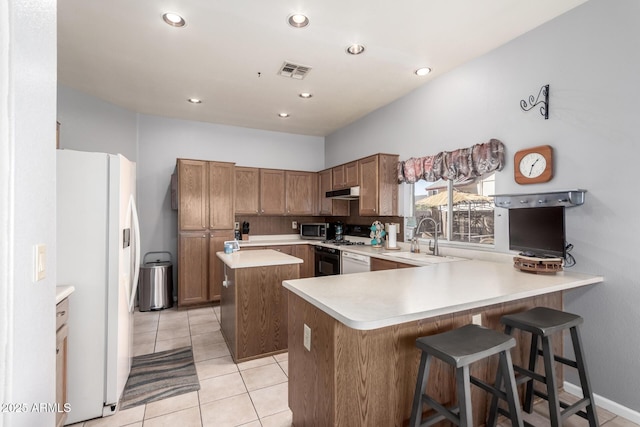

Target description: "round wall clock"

left=514, top=145, right=553, bottom=184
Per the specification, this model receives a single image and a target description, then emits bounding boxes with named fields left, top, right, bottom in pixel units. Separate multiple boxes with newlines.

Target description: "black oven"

left=315, top=246, right=340, bottom=276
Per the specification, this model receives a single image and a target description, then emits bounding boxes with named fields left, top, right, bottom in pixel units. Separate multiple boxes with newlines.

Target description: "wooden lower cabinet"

left=55, top=298, right=69, bottom=427
left=178, top=230, right=233, bottom=307
left=370, top=257, right=414, bottom=271
left=293, top=245, right=314, bottom=278
left=220, top=263, right=299, bottom=362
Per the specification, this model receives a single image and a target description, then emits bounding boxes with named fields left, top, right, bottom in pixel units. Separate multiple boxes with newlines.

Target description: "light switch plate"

left=34, top=244, right=46, bottom=282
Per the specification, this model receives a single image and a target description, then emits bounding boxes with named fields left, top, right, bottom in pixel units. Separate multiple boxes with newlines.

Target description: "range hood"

left=326, top=186, right=360, bottom=200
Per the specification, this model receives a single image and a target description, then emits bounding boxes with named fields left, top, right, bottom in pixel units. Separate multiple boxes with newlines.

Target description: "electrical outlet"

left=234, top=222, right=240, bottom=230
left=303, top=324, right=311, bottom=351
left=472, top=314, right=482, bottom=326
left=292, top=221, right=298, bottom=229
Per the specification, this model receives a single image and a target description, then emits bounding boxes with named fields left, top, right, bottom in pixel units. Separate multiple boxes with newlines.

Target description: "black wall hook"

left=520, top=84, right=549, bottom=119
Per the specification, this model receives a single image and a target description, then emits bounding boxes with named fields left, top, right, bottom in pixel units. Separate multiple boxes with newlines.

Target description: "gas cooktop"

left=322, top=240, right=366, bottom=246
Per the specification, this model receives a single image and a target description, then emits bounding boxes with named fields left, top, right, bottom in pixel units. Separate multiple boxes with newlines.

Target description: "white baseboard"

left=564, top=381, right=640, bottom=424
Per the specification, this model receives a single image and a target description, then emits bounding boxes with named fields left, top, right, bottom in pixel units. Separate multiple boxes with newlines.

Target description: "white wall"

left=136, top=114, right=325, bottom=267
left=58, top=85, right=138, bottom=161
left=326, top=0, right=640, bottom=412
left=0, top=0, right=57, bottom=425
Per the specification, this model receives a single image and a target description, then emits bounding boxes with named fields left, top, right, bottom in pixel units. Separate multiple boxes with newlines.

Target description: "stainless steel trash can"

left=138, top=251, right=174, bottom=311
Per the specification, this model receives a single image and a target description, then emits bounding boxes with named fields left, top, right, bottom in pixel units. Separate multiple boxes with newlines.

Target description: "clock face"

left=519, top=153, right=547, bottom=178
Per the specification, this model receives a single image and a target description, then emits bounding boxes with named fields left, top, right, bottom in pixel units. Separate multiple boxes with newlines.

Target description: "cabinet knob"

left=56, top=347, right=60, bottom=354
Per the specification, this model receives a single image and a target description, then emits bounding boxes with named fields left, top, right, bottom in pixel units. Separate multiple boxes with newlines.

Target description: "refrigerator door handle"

left=127, top=194, right=142, bottom=313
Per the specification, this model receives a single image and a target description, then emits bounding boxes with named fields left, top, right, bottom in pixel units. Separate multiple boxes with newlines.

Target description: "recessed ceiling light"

left=346, top=44, right=365, bottom=55
left=415, top=67, right=432, bottom=76
left=163, top=12, right=186, bottom=27
left=278, top=113, right=290, bottom=118
left=187, top=98, right=202, bottom=104
left=288, top=13, right=309, bottom=28
left=299, top=92, right=313, bottom=99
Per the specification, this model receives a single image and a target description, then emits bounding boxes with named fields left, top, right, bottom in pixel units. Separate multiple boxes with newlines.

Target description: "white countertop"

left=217, top=249, right=303, bottom=269
left=239, top=235, right=477, bottom=267
left=282, top=260, right=603, bottom=331
left=56, top=285, right=75, bottom=304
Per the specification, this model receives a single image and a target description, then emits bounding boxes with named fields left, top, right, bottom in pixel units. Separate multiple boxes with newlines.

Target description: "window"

left=411, top=173, right=495, bottom=246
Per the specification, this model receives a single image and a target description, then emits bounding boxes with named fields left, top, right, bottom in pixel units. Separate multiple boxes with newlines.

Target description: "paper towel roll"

left=388, top=224, right=397, bottom=248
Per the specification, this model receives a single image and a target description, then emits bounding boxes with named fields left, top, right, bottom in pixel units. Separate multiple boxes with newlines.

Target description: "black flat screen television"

left=509, top=206, right=566, bottom=258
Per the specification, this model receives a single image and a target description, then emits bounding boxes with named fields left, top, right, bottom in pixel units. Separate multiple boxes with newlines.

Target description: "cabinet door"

left=318, top=169, right=349, bottom=216
left=285, top=171, right=315, bottom=215
left=178, top=232, right=209, bottom=306
left=260, top=169, right=285, bottom=215
left=56, top=324, right=68, bottom=427
left=359, top=155, right=380, bottom=216
left=377, top=154, right=399, bottom=216
left=318, top=169, right=333, bottom=215
left=344, top=160, right=359, bottom=188
left=178, top=159, right=208, bottom=230
left=332, top=164, right=346, bottom=189
left=235, top=167, right=260, bottom=215
left=370, top=257, right=398, bottom=271
left=209, top=230, right=234, bottom=301
left=293, top=245, right=314, bottom=278
left=208, top=162, right=235, bottom=229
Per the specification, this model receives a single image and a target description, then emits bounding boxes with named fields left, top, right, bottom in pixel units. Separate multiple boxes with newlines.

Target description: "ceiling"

left=57, top=1, right=587, bottom=137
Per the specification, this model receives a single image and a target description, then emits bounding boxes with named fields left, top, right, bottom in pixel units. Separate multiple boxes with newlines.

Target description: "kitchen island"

left=282, top=260, right=603, bottom=426
left=217, top=249, right=302, bottom=362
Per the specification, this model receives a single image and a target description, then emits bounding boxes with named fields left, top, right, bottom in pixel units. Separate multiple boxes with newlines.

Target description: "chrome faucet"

left=414, top=217, right=439, bottom=256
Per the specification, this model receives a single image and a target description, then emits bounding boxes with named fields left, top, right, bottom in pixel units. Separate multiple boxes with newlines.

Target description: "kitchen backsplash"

left=235, top=200, right=404, bottom=241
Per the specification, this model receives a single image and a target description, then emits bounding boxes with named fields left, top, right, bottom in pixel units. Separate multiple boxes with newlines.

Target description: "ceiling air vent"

left=278, top=62, right=312, bottom=80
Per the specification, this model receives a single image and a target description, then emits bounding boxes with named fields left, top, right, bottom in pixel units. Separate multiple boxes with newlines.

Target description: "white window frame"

left=408, top=178, right=496, bottom=249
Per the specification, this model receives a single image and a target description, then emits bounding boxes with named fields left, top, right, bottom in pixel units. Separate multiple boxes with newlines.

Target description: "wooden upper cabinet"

left=208, top=161, right=235, bottom=230
left=318, top=169, right=333, bottom=215
left=178, top=159, right=208, bottom=230
left=286, top=171, right=316, bottom=215
left=359, top=154, right=398, bottom=216
left=260, top=169, right=286, bottom=215
left=235, top=167, right=260, bottom=215
left=344, top=160, right=359, bottom=188
left=318, top=168, right=349, bottom=216
left=177, top=159, right=234, bottom=231
left=332, top=160, right=359, bottom=190
left=332, top=165, right=345, bottom=190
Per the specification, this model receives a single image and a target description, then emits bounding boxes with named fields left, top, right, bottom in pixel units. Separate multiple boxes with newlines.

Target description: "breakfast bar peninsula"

left=282, top=260, right=602, bottom=426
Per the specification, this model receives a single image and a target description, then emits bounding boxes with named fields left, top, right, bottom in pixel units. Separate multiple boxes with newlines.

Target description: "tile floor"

left=66, top=305, right=639, bottom=427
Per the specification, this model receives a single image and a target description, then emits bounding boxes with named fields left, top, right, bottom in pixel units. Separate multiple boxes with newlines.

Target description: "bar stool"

left=409, top=324, right=523, bottom=427
left=488, top=307, right=599, bottom=427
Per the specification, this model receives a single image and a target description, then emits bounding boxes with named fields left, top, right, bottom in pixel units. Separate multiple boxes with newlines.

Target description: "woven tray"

left=513, top=256, right=563, bottom=274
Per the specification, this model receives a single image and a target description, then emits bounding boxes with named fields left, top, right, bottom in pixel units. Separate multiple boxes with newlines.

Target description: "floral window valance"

left=397, top=138, right=505, bottom=184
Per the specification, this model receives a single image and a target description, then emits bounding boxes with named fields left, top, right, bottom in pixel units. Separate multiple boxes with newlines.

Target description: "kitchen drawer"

left=56, top=298, right=69, bottom=331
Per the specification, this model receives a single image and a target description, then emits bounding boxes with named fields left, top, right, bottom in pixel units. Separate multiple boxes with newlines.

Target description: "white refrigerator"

left=57, top=150, right=141, bottom=424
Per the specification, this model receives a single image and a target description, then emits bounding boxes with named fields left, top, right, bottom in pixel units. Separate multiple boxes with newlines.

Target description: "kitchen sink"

left=381, top=251, right=467, bottom=263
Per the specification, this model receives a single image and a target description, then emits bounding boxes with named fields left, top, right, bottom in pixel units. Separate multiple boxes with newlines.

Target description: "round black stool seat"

left=488, top=307, right=599, bottom=427
left=410, top=324, right=523, bottom=427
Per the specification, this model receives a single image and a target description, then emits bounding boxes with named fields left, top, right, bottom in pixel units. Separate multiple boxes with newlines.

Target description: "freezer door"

left=104, top=154, right=138, bottom=409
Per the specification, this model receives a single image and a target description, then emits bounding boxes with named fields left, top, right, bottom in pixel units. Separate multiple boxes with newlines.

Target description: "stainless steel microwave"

left=300, top=223, right=329, bottom=240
